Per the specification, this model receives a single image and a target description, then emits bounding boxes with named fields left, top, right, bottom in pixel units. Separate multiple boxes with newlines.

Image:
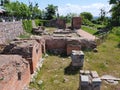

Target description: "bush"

left=82, top=18, right=94, bottom=26
left=22, top=20, right=32, bottom=33
left=39, top=20, right=49, bottom=26
left=111, top=27, right=120, bottom=36
left=35, top=19, right=41, bottom=26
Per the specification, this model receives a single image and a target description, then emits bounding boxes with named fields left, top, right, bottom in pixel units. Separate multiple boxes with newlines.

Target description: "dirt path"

left=77, top=29, right=96, bottom=41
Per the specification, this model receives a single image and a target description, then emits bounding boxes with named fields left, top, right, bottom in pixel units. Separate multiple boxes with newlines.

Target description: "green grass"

left=19, top=33, right=31, bottom=39
left=81, top=25, right=98, bottom=35
left=30, top=55, right=79, bottom=90
left=29, top=32, right=120, bottom=90
left=46, top=27, right=56, bottom=34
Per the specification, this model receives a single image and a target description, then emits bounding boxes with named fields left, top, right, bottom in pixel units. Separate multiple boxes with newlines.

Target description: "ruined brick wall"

left=49, top=19, right=66, bottom=29
left=0, top=55, right=30, bottom=90
left=0, top=21, right=24, bottom=44
left=31, top=41, right=42, bottom=73
left=45, top=37, right=67, bottom=55
left=72, top=17, right=82, bottom=29
left=45, top=36, right=96, bottom=55
left=2, top=39, right=43, bottom=74
left=56, top=19, right=66, bottom=29
left=67, top=44, right=81, bottom=55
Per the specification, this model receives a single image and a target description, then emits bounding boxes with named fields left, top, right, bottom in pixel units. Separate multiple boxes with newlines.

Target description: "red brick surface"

left=56, top=19, right=66, bottom=29
left=72, top=17, right=82, bottom=29
left=0, top=55, right=30, bottom=90
left=67, top=44, right=81, bottom=55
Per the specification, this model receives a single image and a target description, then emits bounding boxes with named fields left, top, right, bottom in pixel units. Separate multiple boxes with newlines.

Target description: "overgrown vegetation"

left=81, top=25, right=98, bottom=35
left=29, top=28, right=120, bottom=90
left=22, top=20, right=32, bottom=33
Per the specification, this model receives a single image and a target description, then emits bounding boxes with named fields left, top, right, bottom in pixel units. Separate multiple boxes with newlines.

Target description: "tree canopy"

left=109, top=0, right=120, bottom=26
left=44, top=4, right=58, bottom=20
left=3, top=1, right=41, bottom=20
left=80, top=12, right=93, bottom=21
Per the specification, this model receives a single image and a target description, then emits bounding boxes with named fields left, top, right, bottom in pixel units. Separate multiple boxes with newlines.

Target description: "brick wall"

left=2, top=39, right=43, bottom=74
left=71, top=17, right=82, bottom=29
left=0, top=55, right=30, bottom=90
left=0, top=21, right=24, bottom=45
left=45, top=37, right=67, bottom=55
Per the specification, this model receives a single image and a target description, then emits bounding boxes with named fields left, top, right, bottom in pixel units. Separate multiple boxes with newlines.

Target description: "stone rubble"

left=79, top=70, right=102, bottom=90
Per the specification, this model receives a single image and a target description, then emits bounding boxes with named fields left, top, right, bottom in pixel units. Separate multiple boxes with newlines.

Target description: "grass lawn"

left=81, top=25, right=98, bottom=35
left=29, top=33, right=120, bottom=90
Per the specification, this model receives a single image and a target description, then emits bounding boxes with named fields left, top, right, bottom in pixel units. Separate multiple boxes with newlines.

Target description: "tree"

left=32, top=3, right=41, bottom=19
left=109, top=0, right=120, bottom=4
left=0, top=0, right=10, bottom=6
left=80, top=12, right=93, bottom=21
left=45, top=4, right=58, bottom=20
left=109, top=0, right=120, bottom=26
left=4, top=1, right=31, bottom=19
left=65, top=13, right=78, bottom=23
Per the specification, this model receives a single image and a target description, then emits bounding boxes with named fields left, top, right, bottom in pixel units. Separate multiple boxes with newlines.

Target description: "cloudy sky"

left=12, top=0, right=112, bottom=16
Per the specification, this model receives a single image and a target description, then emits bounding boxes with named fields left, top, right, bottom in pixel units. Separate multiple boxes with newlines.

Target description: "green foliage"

left=109, top=0, right=120, bottom=4
left=0, top=0, right=10, bottom=6
left=19, top=33, right=31, bottom=39
left=22, top=20, right=32, bottom=33
left=109, top=0, right=120, bottom=26
left=111, top=27, right=120, bottom=36
left=34, top=19, right=41, bottom=26
left=45, top=4, right=58, bottom=20
left=29, top=3, right=41, bottom=19
left=82, top=17, right=95, bottom=27
left=110, top=3, right=120, bottom=26
left=4, top=1, right=41, bottom=20
left=80, top=12, right=93, bottom=21
left=65, top=13, right=78, bottom=23
left=81, top=25, right=98, bottom=35
left=4, top=1, right=31, bottom=19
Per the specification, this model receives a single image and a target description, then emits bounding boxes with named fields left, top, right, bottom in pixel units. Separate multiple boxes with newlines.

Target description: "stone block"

left=80, top=75, right=91, bottom=90
left=79, top=70, right=102, bottom=90
left=71, top=50, right=84, bottom=67
left=92, top=78, right=101, bottom=90
left=91, top=71, right=99, bottom=78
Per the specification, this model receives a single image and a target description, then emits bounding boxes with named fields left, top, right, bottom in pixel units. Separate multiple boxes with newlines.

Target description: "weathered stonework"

left=0, top=21, right=24, bottom=45
left=0, top=55, right=30, bottom=90
left=71, top=50, right=84, bottom=67
left=79, top=70, right=102, bottom=90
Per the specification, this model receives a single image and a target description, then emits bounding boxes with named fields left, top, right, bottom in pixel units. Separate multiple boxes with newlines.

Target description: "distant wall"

left=0, top=21, right=24, bottom=44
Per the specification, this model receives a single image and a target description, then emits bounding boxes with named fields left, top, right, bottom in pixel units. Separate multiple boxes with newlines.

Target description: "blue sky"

left=12, top=0, right=112, bottom=16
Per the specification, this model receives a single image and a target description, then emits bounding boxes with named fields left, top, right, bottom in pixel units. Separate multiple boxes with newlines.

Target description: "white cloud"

left=58, top=3, right=112, bottom=16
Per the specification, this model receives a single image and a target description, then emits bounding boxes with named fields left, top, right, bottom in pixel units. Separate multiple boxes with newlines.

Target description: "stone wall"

left=0, top=21, right=24, bottom=45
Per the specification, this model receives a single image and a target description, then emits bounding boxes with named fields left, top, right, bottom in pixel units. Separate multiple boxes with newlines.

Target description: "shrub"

left=111, top=27, right=120, bottom=36
left=22, top=20, right=32, bottom=33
